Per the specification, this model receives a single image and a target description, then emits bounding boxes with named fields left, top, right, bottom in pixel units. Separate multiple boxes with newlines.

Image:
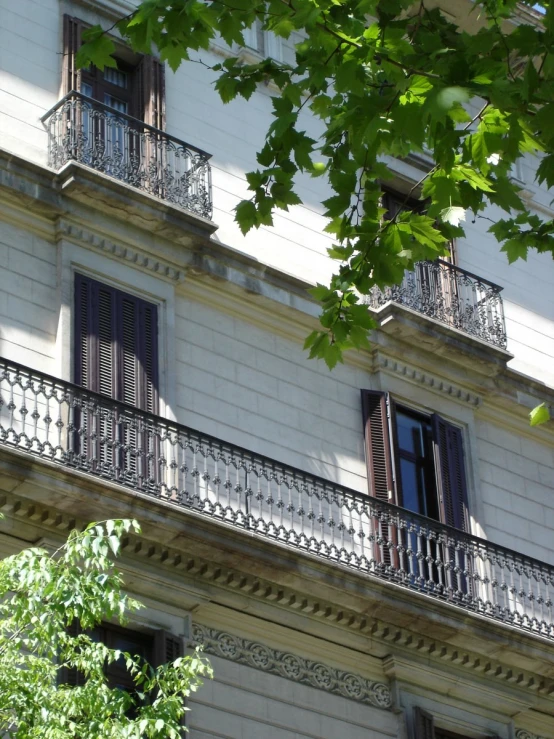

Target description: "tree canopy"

left=78, top=0, right=554, bottom=416
left=0, top=519, right=211, bottom=738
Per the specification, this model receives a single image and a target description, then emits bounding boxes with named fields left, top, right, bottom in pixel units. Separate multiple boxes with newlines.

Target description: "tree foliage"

left=77, top=0, right=554, bottom=414
left=0, top=519, right=211, bottom=738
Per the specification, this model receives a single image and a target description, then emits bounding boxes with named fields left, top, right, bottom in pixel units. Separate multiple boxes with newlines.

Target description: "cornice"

left=192, top=622, right=392, bottom=709
left=56, top=219, right=185, bottom=282
left=2, top=490, right=554, bottom=703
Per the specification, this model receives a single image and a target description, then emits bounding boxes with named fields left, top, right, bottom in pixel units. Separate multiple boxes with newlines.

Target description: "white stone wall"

left=187, top=655, right=398, bottom=739
left=476, top=418, right=554, bottom=563
left=174, top=291, right=368, bottom=489
left=2, top=0, right=554, bottom=387
left=0, top=220, right=58, bottom=372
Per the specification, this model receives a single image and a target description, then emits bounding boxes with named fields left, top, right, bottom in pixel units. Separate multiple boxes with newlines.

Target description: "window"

left=413, top=707, right=499, bottom=739
left=361, top=391, right=469, bottom=531
left=74, top=274, right=158, bottom=412
left=242, top=18, right=283, bottom=60
left=73, top=274, right=159, bottom=483
left=62, top=14, right=165, bottom=129
left=381, top=186, right=457, bottom=264
left=60, top=622, right=184, bottom=721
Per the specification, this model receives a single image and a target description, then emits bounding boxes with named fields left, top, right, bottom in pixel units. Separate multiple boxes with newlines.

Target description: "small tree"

left=0, top=519, right=211, bottom=738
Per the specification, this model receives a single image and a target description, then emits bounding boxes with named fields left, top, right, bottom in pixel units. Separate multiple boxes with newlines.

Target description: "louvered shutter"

left=432, top=415, right=470, bottom=595
left=361, top=391, right=395, bottom=503
left=413, top=707, right=436, bottom=739
left=74, top=275, right=158, bottom=410
left=74, top=275, right=159, bottom=480
left=361, top=390, right=398, bottom=569
left=62, top=15, right=84, bottom=95
left=134, top=55, right=166, bottom=128
left=432, top=415, right=468, bottom=532
left=58, top=620, right=84, bottom=687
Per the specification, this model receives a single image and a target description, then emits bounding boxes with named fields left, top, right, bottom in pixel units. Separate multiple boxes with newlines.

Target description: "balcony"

left=366, top=259, right=507, bottom=349
left=1, top=357, right=551, bottom=640
left=41, top=92, right=213, bottom=220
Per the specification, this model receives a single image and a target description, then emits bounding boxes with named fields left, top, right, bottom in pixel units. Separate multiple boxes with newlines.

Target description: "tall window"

left=74, top=274, right=158, bottom=413
left=361, top=391, right=469, bottom=531
left=60, top=622, right=184, bottom=723
left=62, top=14, right=165, bottom=129
left=73, top=274, right=159, bottom=484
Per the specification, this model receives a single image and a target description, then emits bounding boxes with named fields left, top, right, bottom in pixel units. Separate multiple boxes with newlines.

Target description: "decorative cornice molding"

left=2, top=490, right=554, bottom=701
left=56, top=220, right=185, bottom=282
left=192, top=622, right=392, bottom=709
left=516, top=731, right=546, bottom=739
left=376, top=355, right=482, bottom=407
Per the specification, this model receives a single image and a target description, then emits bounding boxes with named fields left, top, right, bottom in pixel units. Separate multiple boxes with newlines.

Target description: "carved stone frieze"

left=515, top=731, right=546, bottom=739
left=192, top=622, right=392, bottom=708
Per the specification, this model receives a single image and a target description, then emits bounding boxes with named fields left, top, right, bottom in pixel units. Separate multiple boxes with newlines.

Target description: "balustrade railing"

left=0, top=358, right=551, bottom=637
left=366, top=259, right=507, bottom=349
left=41, top=92, right=213, bottom=220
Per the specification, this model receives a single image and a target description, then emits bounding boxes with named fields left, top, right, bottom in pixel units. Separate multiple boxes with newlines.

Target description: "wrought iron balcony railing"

left=366, top=259, right=507, bottom=349
left=41, top=92, right=213, bottom=220
left=1, top=357, right=551, bottom=638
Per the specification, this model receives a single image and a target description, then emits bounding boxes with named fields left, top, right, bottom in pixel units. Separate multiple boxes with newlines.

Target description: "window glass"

left=104, top=67, right=128, bottom=88
left=396, top=409, right=438, bottom=520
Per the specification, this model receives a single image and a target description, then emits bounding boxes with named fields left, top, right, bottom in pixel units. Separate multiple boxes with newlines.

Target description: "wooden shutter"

left=432, top=415, right=468, bottom=531
left=74, top=274, right=158, bottom=412
left=361, top=390, right=395, bottom=503
left=58, top=620, right=84, bottom=686
left=153, top=629, right=184, bottom=666
left=134, top=56, right=166, bottom=128
left=413, top=707, right=436, bottom=739
left=62, top=14, right=85, bottom=95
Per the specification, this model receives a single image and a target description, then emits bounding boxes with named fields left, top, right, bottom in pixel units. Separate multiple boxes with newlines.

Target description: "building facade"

left=1, top=1, right=554, bottom=737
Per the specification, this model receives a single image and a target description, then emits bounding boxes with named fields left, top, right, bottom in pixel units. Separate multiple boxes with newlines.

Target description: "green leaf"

left=76, top=29, right=117, bottom=71
left=235, top=200, right=258, bottom=234
left=530, top=403, right=551, bottom=427
left=536, top=155, right=554, bottom=189
left=439, top=206, right=466, bottom=227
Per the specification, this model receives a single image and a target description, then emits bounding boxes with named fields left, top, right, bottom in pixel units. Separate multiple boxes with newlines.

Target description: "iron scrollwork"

left=366, top=259, right=507, bottom=349
left=42, top=92, right=213, bottom=220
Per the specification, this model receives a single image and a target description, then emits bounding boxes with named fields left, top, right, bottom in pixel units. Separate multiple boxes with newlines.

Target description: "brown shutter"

left=361, top=390, right=395, bottom=503
left=62, top=14, right=84, bottom=95
left=74, top=275, right=158, bottom=411
left=413, top=707, right=436, bottom=739
left=432, top=415, right=468, bottom=531
left=153, top=630, right=184, bottom=666
left=134, top=55, right=166, bottom=128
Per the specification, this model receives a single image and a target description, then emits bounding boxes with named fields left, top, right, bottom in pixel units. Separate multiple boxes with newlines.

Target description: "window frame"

left=361, top=390, right=470, bottom=533
left=62, top=14, right=166, bottom=129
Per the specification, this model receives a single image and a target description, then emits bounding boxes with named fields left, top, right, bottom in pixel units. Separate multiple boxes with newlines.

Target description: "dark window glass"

left=396, top=409, right=439, bottom=521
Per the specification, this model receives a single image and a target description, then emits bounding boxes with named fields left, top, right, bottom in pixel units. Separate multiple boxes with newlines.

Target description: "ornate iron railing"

left=366, top=259, right=507, bottom=349
left=41, top=92, right=213, bottom=220
left=1, top=357, right=551, bottom=638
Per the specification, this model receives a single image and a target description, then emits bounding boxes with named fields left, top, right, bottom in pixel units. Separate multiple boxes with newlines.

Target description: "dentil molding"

left=376, top=355, right=482, bottom=406
left=56, top=219, right=185, bottom=282
left=192, top=622, right=392, bottom=709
